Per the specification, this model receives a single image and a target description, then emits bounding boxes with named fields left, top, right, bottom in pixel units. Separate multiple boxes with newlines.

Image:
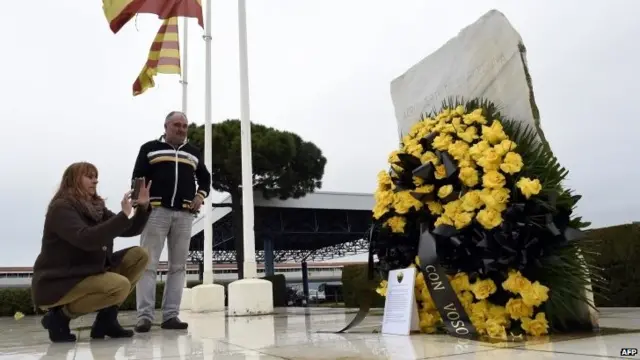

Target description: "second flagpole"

left=190, top=0, right=225, bottom=313
left=202, top=0, right=214, bottom=286
left=227, top=0, right=274, bottom=317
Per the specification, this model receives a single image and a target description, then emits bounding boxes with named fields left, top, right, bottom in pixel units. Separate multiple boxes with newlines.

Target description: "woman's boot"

left=41, top=307, right=76, bottom=343
left=90, top=306, right=134, bottom=339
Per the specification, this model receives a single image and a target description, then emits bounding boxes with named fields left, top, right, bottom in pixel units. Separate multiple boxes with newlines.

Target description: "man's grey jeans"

left=136, top=207, right=193, bottom=322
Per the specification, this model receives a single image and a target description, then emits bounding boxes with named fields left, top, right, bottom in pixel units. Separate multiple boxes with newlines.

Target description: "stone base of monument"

left=228, top=279, right=274, bottom=316
left=191, top=284, right=225, bottom=313
left=180, top=288, right=192, bottom=311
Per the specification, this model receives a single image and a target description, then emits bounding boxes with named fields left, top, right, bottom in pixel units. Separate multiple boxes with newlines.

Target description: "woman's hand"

left=121, top=190, right=133, bottom=217
left=135, top=179, right=152, bottom=208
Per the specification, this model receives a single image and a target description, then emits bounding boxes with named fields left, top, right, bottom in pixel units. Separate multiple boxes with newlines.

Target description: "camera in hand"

left=131, top=178, right=144, bottom=201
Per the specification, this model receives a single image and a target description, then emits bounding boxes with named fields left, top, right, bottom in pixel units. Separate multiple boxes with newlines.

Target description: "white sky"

left=1, top=0, right=639, bottom=266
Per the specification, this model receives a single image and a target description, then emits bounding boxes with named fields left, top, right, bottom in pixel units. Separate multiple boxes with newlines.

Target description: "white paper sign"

left=381, top=267, right=420, bottom=336
left=390, top=10, right=540, bottom=139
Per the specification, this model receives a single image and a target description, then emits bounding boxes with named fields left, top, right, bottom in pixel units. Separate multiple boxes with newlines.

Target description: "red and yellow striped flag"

left=132, top=17, right=181, bottom=96
left=103, top=0, right=203, bottom=34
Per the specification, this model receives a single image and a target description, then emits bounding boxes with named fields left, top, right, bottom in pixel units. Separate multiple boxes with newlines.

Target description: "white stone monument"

left=390, top=10, right=546, bottom=144
left=389, top=9, right=598, bottom=330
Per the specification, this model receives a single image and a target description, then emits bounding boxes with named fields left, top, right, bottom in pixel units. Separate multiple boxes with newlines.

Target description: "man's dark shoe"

left=90, top=306, right=134, bottom=339
left=161, top=317, right=188, bottom=330
left=134, top=318, right=152, bottom=333
left=41, top=307, right=76, bottom=343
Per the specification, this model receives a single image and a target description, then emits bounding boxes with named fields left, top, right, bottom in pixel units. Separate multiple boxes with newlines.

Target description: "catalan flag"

left=103, top=0, right=203, bottom=34
left=132, top=17, right=181, bottom=96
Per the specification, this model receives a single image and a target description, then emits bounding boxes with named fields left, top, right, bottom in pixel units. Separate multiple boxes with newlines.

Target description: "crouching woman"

left=31, top=162, right=153, bottom=343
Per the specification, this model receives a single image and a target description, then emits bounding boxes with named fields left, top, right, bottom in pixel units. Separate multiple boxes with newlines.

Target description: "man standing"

left=132, top=111, right=211, bottom=332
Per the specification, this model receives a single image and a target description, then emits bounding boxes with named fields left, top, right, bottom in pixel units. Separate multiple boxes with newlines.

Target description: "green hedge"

left=586, top=223, right=640, bottom=307
left=339, top=223, right=640, bottom=309
left=341, top=264, right=385, bottom=308
left=0, top=275, right=287, bottom=317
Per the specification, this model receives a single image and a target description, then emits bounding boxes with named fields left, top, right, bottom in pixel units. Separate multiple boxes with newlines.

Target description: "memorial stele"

left=389, top=9, right=598, bottom=329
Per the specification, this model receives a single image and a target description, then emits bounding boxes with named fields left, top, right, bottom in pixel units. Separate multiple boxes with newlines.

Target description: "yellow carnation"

left=471, top=278, right=497, bottom=300
left=376, top=280, right=388, bottom=296
left=482, top=171, right=506, bottom=189
left=391, top=164, right=403, bottom=173
left=470, top=315, right=487, bottom=335
left=434, top=215, right=454, bottom=227
left=393, top=191, right=423, bottom=214
left=388, top=150, right=401, bottom=164
left=459, top=291, right=475, bottom=310
left=420, top=151, right=439, bottom=165
left=437, top=185, right=454, bottom=199
left=494, top=139, right=517, bottom=156
left=489, top=305, right=511, bottom=326
left=443, top=200, right=462, bottom=218
left=458, top=167, right=479, bottom=187
left=458, top=126, right=479, bottom=143
left=461, top=190, right=483, bottom=212
left=454, top=105, right=465, bottom=116
left=441, top=123, right=457, bottom=133
left=448, top=140, right=470, bottom=160
left=414, top=185, right=434, bottom=194
left=419, top=288, right=437, bottom=311
left=482, top=120, right=508, bottom=144
left=458, top=157, right=476, bottom=169
left=468, top=140, right=491, bottom=160
left=451, top=273, right=471, bottom=292
left=432, top=133, right=454, bottom=151
left=374, top=189, right=393, bottom=206
left=436, top=108, right=452, bottom=121
left=471, top=300, right=490, bottom=319
left=476, top=148, right=502, bottom=171
left=516, top=177, right=542, bottom=199
left=14, top=312, right=25, bottom=321
left=413, top=176, right=425, bottom=186
left=405, top=142, right=423, bottom=158
left=505, top=298, right=534, bottom=320
left=500, top=152, right=524, bottom=174
left=502, top=270, right=531, bottom=294
left=377, top=171, right=392, bottom=189
left=454, top=211, right=474, bottom=229
left=502, top=270, right=532, bottom=294
left=408, top=121, right=428, bottom=137
left=451, top=117, right=466, bottom=131
left=521, top=281, right=550, bottom=307
left=418, top=310, right=438, bottom=329
left=385, top=216, right=406, bottom=233
left=434, top=164, right=447, bottom=180
left=479, top=188, right=509, bottom=212
left=462, top=108, right=487, bottom=125
left=372, top=203, right=390, bottom=220
left=485, top=318, right=508, bottom=340
left=521, top=312, right=549, bottom=336
left=426, top=201, right=444, bottom=215
left=476, top=208, right=503, bottom=229
left=372, top=190, right=394, bottom=219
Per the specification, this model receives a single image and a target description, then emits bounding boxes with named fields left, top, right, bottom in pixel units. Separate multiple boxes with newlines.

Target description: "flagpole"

left=181, top=18, right=189, bottom=115
left=202, top=0, right=214, bottom=285
left=181, top=16, right=190, bottom=290
left=227, top=0, right=272, bottom=317
left=237, top=0, right=257, bottom=279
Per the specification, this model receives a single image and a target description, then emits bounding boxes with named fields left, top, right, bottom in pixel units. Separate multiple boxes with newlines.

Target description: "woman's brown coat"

left=31, top=199, right=151, bottom=307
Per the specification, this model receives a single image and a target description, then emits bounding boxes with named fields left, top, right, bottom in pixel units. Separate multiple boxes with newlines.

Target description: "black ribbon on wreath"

left=430, top=199, right=585, bottom=278
left=415, top=223, right=478, bottom=338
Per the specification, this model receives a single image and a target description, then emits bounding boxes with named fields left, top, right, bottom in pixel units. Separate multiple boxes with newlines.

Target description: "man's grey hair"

left=165, top=111, right=188, bottom=124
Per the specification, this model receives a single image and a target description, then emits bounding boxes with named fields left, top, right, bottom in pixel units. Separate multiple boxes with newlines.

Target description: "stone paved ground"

left=0, top=307, right=637, bottom=359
